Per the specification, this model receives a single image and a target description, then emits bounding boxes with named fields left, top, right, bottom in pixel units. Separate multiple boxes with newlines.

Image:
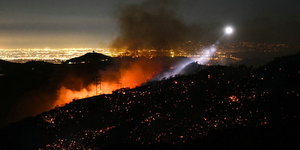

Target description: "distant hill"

left=0, top=60, right=8, bottom=76
left=1, top=52, right=299, bottom=149
left=65, top=52, right=112, bottom=64
left=234, top=58, right=268, bottom=68
left=0, top=59, right=12, bottom=65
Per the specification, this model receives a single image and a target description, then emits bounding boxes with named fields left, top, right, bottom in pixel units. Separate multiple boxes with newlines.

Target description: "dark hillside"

left=1, top=52, right=300, bottom=149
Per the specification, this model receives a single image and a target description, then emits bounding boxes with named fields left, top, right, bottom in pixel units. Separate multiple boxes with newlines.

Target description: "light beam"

left=154, top=26, right=235, bottom=81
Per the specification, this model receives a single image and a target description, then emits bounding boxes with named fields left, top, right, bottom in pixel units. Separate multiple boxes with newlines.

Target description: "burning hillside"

left=54, top=58, right=165, bottom=107
left=0, top=55, right=192, bottom=128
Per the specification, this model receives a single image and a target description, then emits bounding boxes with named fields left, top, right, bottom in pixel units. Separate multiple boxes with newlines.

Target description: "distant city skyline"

left=0, top=0, right=300, bottom=49
left=2, top=42, right=299, bottom=66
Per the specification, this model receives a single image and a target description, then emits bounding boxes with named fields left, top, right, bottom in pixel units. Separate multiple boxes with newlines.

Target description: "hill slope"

left=65, top=52, right=111, bottom=64
left=1, top=52, right=300, bottom=149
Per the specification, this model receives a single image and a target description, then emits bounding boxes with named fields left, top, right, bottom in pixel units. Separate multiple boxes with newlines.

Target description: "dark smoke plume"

left=111, top=0, right=201, bottom=50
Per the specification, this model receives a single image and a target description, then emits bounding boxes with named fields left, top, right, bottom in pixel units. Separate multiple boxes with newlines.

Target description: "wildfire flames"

left=54, top=82, right=131, bottom=107
left=53, top=59, right=162, bottom=107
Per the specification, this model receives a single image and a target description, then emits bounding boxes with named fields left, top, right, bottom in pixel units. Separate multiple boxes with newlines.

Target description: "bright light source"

left=225, top=27, right=233, bottom=34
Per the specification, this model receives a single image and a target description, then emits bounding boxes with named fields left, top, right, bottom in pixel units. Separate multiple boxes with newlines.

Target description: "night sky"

left=0, top=0, right=299, bottom=48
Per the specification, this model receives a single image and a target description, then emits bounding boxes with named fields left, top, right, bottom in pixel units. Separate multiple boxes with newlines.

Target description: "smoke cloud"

left=111, top=0, right=202, bottom=50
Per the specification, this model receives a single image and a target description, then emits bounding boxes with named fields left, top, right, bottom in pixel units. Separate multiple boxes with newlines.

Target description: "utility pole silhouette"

left=117, top=78, right=121, bottom=89
left=95, top=74, right=102, bottom=95
left=117, top=73, right=122, bottom=89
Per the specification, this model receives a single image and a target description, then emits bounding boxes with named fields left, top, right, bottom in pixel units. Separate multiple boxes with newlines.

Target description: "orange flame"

left=54, top=59, right=162, bottom=107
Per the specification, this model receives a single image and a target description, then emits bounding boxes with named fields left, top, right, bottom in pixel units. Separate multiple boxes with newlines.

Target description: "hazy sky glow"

left=0, top=0, right=299, bottom=48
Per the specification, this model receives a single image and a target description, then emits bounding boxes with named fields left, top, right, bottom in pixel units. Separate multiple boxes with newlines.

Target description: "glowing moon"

left=225, top=27, right=233, bottom=34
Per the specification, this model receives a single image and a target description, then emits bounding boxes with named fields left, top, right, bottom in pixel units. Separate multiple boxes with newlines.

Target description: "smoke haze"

left=111, top=0, right=202, bottom=50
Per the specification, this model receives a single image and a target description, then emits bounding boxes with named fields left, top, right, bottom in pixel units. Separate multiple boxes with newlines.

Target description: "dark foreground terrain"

left=1, top=52, right=300, bottom=149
